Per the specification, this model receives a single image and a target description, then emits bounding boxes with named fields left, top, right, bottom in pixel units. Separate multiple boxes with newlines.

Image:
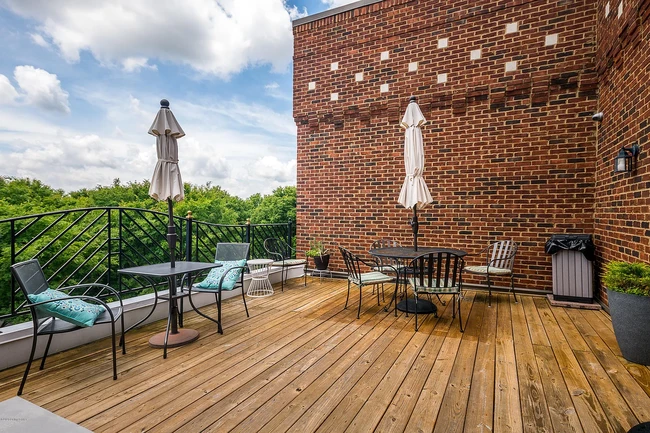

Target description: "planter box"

left=607, top=289, right=650, bottom=365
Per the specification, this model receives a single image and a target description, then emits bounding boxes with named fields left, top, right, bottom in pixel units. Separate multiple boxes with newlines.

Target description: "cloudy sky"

left=0, top=0, right=357, bottom=198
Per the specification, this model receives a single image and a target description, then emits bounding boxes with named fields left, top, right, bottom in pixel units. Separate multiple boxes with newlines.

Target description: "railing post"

left=118, top=208, right=123, bottom=294
left=185, top=211, right=193, bottom=262
left=107, top=209, right=112, bottom=286
left=287, top=220, right=293, bottom=253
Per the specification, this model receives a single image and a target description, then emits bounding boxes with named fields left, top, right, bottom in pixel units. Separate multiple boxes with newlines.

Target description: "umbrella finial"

left=409, top=95, right=417, bottom=103
left=160, top=99, right=170, bottom=109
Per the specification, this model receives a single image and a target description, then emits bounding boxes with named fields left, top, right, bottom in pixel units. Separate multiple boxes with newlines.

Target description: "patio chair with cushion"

left=11, top=259, right=125, bottom=396
left=369, top=239, right=404, bottom=301
left=339, top=246, right=396, bottom=319
left=408, top=251, right=465, bottom=331
left=263, top=238, right=307, bottom=291
left=464, top=240, right=518, bottom=306
left=186, top=242, right=250, bottom=335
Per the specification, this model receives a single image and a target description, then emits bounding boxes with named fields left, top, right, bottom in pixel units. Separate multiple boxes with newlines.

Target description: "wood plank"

left=463, top=291, right=498, bottom=433
left=401, top=291, right=478, bottom=433
left=372, top=299, right=456, bottom=433
left=172, top=292, right=389, bottom=432
left=332, top=299, right=451, bottom=433
left=493, top=294, right=523, bottom=433
left=521, top=295, right=550, bottom=347
left=533, top=344, right=584, bottom=433
left=534, top=298, right=617, bottom=433
left=563, top=307, right=650, bottom=422
left=510, top=295, right=553, bottom=433
left=573, top=350, right=639, bottom=432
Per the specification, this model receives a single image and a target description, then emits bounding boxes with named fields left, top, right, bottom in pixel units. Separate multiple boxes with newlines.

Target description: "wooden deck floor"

left=1, top=277, right=649, bottom=432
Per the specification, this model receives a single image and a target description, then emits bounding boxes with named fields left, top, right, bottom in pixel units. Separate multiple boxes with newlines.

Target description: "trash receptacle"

left=544, top=234, right=595, bottom=303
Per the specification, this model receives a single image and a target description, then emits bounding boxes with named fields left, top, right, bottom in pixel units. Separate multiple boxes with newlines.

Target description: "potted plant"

left=602, top=261, right=650, bottom=365
left=306, top=241, right=330, bottom=270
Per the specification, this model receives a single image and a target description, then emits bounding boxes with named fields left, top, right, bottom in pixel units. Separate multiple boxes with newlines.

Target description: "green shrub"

left=602, top=261, right=650, bottom=297
left=305, top=241, right=329, bottom=258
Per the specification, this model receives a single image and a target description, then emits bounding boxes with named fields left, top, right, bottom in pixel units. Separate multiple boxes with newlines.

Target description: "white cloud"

left=321, top=0, right=360, bottom=8
left=13, top=66, right=70, bottom=113
left=29, top=33, right=50, bottom=48
left=264, top=82, right=291, bottom=101
left=287, top=4, right=308, bottom=19
left=122, top=57, right=157, bottom=73
left=0, top=74, right=19, bottom=104
left=252, top=155, right=296, bottom=182
left=4, top=0, right=297, bottom=78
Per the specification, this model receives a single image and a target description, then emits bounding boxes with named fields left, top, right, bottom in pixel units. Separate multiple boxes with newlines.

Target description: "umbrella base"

left=397, top=298, right=437, bottom=315
left=149, top=328, right=199, bottom=348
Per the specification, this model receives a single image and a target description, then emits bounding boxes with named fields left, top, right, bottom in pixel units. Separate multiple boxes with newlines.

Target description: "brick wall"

left=293, top=0, right=601, bottom=293
left=592, top=0, right=650, bottom=303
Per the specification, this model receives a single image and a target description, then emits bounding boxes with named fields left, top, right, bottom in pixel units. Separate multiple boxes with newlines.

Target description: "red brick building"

left=292, top=0, right=649, bottom=303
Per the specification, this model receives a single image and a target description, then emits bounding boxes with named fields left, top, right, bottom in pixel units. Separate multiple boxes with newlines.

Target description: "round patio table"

left=369, top=246, right=467, bottom=315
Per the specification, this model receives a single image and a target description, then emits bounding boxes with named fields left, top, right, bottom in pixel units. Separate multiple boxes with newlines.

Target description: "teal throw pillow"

left=196, top=259, right=247, bottom=291
left=27, top=288, right=106, bottom=327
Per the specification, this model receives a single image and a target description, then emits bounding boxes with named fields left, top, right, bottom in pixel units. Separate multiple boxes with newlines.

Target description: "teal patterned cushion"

left=28, top=288, right=106, bottom=327
left=196, top=259, right=247, bottom=291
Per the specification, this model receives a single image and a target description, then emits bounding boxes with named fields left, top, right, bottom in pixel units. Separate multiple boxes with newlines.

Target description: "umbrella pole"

left=411, top=205, right=419, bottom=251
left=167, top=198, right=177, bottom=268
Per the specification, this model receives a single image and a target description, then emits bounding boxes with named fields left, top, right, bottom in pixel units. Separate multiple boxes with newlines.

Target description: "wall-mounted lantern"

left=614, top=144, right=640, bottom=173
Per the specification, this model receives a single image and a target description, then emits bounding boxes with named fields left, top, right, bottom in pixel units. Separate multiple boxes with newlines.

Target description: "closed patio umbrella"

left=149, top=99, right=185, bottom=267
left=397, top=96, right=433, bottom=251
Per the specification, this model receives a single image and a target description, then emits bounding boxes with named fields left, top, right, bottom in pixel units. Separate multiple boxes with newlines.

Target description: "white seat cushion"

left=464, top=265, right=511, bottom=275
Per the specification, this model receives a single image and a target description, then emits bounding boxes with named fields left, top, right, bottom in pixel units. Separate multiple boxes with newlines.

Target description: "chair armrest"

left=59, top=283, right=124, bottom=309
left=27, top=295, right=116, bottom=321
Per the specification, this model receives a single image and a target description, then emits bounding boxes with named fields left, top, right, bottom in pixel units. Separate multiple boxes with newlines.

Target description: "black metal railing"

left=0, top=207, right=294, bottom=323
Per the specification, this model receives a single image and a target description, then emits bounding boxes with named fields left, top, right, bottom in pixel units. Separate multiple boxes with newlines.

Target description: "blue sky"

left=0, top=0, right=357, bottom=198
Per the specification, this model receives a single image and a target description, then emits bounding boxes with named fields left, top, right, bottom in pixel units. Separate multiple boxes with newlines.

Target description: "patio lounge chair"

left=408, top=251, right=465, bottom=331
left=11, top=259, right=125, bottom=396
left=464, top=240, right=518, bottom=306
left=185, top=242, right=250, bottom=334
left=264, top=238, right=307, bottom=291
left=339, top=246, right=396, bottom=319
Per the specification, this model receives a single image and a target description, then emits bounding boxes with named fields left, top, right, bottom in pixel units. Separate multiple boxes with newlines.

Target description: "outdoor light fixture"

left=614, top=144, right=640, bottom=173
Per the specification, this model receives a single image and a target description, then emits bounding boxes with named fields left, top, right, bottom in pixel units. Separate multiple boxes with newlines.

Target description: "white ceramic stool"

left=247, top=258, right=274, bottom=297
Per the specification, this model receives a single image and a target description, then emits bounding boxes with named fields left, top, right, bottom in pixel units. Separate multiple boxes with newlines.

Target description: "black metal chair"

left=263, top=238, right=307, bottom=291
left=186, top=242, right=250, bottom=334
left=408, top=251, right=465, bottom=331
left=370, top=239, right=405, bottom=301
left=11, top=259, right=125, bottom=396
left=464, top=240, right=518, bottom=306
left=339, top=247, right=396, bottom=319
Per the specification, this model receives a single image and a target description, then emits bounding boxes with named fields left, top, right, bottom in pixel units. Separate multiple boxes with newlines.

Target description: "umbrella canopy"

left=148, top=99, right=185, bottom=266
left=397, top=96, right=433, bottom=251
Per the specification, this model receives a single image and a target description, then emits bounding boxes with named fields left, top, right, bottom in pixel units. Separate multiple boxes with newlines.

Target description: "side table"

left=247, top=259, right=274, bottom=297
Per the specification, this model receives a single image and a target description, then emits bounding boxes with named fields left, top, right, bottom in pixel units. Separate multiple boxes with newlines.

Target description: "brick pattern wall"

left=294, top=0, right=599, bottom=292
left=592, top=0, right=650, bottom=303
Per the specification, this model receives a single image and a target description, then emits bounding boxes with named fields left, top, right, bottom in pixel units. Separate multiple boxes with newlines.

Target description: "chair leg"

left=217, top=291, right=223, bottom=334
left=120, top=312, right=126, bottom=355
left=303, top=263, right=307, bottom=287
left=511, top=274, right=518, bottom=303
left=344, top=281, right=351, bottom=310
left=40, top=334, right=53, bottom=370
left=414, top=293, right=419, bottom=331
left=241, top=287, right=250, bottom=317
left=458, top=293, right=464, bottom=332
left=486, top=274, right=492, bottom=307
left=281, top=266, right=286, bottom=292
left=357, top=285, right=362, bottom=319
left=111, top=322, right=117, bottom=380
left=376, top=284, right=381, bottom=306
left=18, top=332, right=39, bottom=395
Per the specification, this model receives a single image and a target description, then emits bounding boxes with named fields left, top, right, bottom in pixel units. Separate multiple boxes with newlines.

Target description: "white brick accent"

left=438, top=38, right=448, bottom=49
left=506, top=22, right=518, bottom=34
left=331, top=93, right=338, bottom=101
left=505, top=61, right=517, bottom=72
left=437, top=73, right=447, bottom=84
left=308, top=81, right=316, bottom=91
left=380, top=51, right=390, bottom=61
left=605, top=2, right=610, bottom=16
left=545, top=34, right=558, bottom=46
left=470, top=49, right=481, bottom=60
left=331, top=62, right=339, bottom=71
left=355, top=72, right=364, bottom=81
left=380, top=83, right=389, bottom=93
left=618, top=1, right=623, bottom=17
left=408, top=62, right=418, bottom=72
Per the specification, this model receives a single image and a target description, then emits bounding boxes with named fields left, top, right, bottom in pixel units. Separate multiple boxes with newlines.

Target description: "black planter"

left=312, top=254, right=330, bottom=270
left=607, top=289, right=650, bottom=365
